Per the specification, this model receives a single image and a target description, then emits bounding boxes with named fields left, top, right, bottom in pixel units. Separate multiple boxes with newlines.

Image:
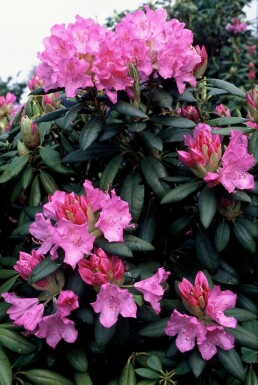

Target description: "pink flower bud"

left=193, top=45, right=208, bottom=79
left=21, top=116, right=40, bottom=149
left=246, top=85, right=258, bottom=122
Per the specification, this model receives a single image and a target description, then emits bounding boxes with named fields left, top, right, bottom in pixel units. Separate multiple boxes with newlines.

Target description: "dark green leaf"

left=35, top=108, right=69, bottom=123
left=0, top=328, right=36, bottom=354
left=249, top=130, right=258, bottom=163
left=94, top=238, right=133, bottom=258
left=211, top=126, right=252, bottom=135
left=237, top=217, right=258, bottom=238
left=79, top=116, right=103, bottom=151
left=233, top=220, right=256, bottom=253
left=74, top=372, right=93, bottom=385
left=124, top=235, right=154, bottom=252
left=119, top=361, right=136, bottom=385
left=150, top=88, right=173, bottom=109
left=29, top=176, right=41, bottom=207
left=121, top=170, right=144, bottom=223
left=241, top=347, right=258, bottom=364
left=188, top=350, right=206, bottom=378
left=109, top=100, right=148, bottom=119
left=0, top=347, right=12, bottom=385
left=136, top=203, right=156, bottom=243
left=198, top=185, right=216, bottom=228
left=140, top=157, right=169, bottom=198
left=237, top=294, right=258, bottom=314
left=214, top=221, right=230, bottom=252
left=151, top=116, right=196, bottom=128
left=217, top=348, right=245, bottom=382
left=0, top=275, right=18, bottom=296
left=99, top=155, right=123, bottom=191
left=66, top=347, right=88, bottom=373
left=170, top=216, right=191, bottom=235
left=138, top=318, right=169, bottom=337
left=0, top=155, right=29, bottom=184
left=147, top=355, right=162, bottom=372
left=39, top=171, right=59, bottom=194
left=158, top=127, right=191, bottom=142
left=21, top=165, right=34, bottom=190
left=62, top=102, right=86, bottom=130
left=139, top=132, right=163, bottom=152
left=207, top=117, right=247, bottom=126
left=0, top=270, right=18, bottom=279
left=28, top=257, right=62, bottom=284
left=62, top=144, right=120, bottom=163
left=195, top=227, right=219, bottom=274
left=227, top=325, right=258, bottom=350
left=95, top=318, right=116, bottom=347
left=206, top=79, right=246, bottom=98
left=24, top=369, right=74, bottom=385
left=161, top=180, right=201, bottom=204
left=11, top=222, right=33, bottom=237
left=245, top=367, right=258, bottom=385
left=174, top=360, right=191, bottom=375
left=134, top=369, right=160, bottom=380
left=39, top=147, right=73, bottom=174
left=224, top=308, right=257, bottom=322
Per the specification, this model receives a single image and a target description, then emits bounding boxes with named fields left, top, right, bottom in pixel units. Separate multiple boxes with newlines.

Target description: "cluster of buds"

left=218, top=197, right=242, bottom=220
left=226, top=18, right=247, bottom=34
left=248, top=62, right=256, bottom=82
left=0, top=92, right=17, bottom=133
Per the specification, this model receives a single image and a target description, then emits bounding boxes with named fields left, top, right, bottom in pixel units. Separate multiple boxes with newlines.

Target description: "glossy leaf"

left=161, top=180, right=201, bottom=204
left=233, top=220, right=256, bottom=253
left=147, top=355, right=162, bottom=372
left=24, top=369, right=74, bottom=385
left=0, top=328, right=36, bottom=354
left=0, top=155, right=29, bottom=184
left=79, top=116, right=103, bottom=151
left=140, top=157, right=169, bottom=198
left=151, top=116, right=196, bottom=128
left=99, top=155, right=123, bottom=191
left=249, top=129, right=258, bottom=163
left=0, top=347, right=12, bottom=385
left=198, top=185, right=216, bottom=228
left=0, top=275, right=19, bottom=296
left=124, top=235, right=154, bottom=252
left=120, top=170, right=144, bottom=223
left=28, top=257, right=62, bottom=284
left=66, top=347, right=88, bottom=373
left=138, top=318, right=169, bottom=337
left=28, top=176, right=41, bottom=207
left=39, top=171, right=59, bottom=194
left=214, top=221, right=230, bottom=252
left=118, top=361, right=136, bottom=385
left=94, top=238, right=133, bottom=258
left=217, top=348, right=245, bottom=382
left=139, top=132, right=163, bottom=152
left=35, top=108, right=69, bottom=123
left=195, top=227, right=219, bottom=274
left=134, top=369, right=160, bottom=380
left=224, top=308, right=257, bottom=322
left=74, top=372, right=93, bottom=385
left=227, top=325, right=258, bottom=350
left=109, top=100, right=148, bottom=119
left=206, top=79, right=246, bottom=98
left=188, top=350, right=206, bottom=378
left=241, top=347, right=258, bottom=364
left=21, top=165, right=33, bottom=190
left=170, top=216, right=191, bottom=235
left=39, top=147, right=73, bottom=174
left=207, top=117, right=247, bottom=126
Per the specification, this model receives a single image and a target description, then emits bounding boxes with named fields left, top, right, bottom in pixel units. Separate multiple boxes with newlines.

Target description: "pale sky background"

left=0, top=0, right=257, bottom=85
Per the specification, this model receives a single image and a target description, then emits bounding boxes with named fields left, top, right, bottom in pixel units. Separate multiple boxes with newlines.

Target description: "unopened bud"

left=246, top=85, right=258, bottom=123
left=21, top=116, right=40, bottom=149
left=193, top=45, right=208, bottom=79
left=17, top=139, right=30, bottom=156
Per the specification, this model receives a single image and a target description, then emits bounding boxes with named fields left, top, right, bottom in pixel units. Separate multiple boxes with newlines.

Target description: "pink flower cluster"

left=36, top=6, right=201, bottom=103
left=165, top=271, right=237, bottom=360
left=177, top=124, right=255, bottom=193
left=29, top=180, right=133, bottom=269
left=0, top=92, right=17, bottom=133
left=226, top=18, right=247, bottom=34
left=2, top=290, right=79, bottom=348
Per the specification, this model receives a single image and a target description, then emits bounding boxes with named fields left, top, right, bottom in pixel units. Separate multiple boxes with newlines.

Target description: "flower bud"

left=21, top=116, right=40, bottom=149
left=42, top=93, right=61, bottom=113
left=17, top=139, right=30, bottom=156
left=193, top=45, right=208, bottom=79
left=246, top=85, right=258, bottom=123
left=218, top=197, right=242, bottom=220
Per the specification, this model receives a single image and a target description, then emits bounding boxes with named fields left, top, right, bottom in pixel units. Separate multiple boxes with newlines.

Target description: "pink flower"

left=14, top=250, right=44, bottom=281
left=53, top=221, right=95, bottom=269
left=57, top=290, right=79, bottom=317
left=203, top=172, right=220, bottom=188
left=177, top=105, right=199, bottom=122
left=218, top=130, right=255, bottom=193
left=35, top=313, right=78, bottom=348
left=91, top=284, right=137, bottom=328
left=134, top=267, right=170, bottom=314
left=78, top=248, right=125, bottom=287
left=28, top=73, right=44, bottom=91
left=29, top=213, right=57, bottom=255
left=95, top=190, right=133, bottom=242
left=177, top=123, right=222, bottom=177
left=178, top=271, right=210, bottom=317
left=246, top=85, right=258, bottom=123
left=198, top=325, right=235, bottom=360
left=2, top=293, right=44, bottom=332
left=215, top=104, right=231, bottom=117
left=226, top=18, right=247, bottom=34
left=165, top=310, right=206, bottom=353
left=205, top=286, right=237, bottom=328
left=83, top=180, right=108, bottom=212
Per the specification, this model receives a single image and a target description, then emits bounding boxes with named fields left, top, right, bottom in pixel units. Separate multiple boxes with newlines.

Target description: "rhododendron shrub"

left=0, top=5, right=257, bottom=385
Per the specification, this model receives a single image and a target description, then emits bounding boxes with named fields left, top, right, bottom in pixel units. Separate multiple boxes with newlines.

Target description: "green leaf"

left=66, top=347, right=88, bottom=373
left=151, top=116, right=196, bottom=128
left=227, top=325, right=258, bottom=350
left=237, top=217, right=258, bottom=238
left=134, top=369, right=160, bottom=380
left=62, top=144, right=120, bottom=163
left=233, top=220, right=256, bottom=253
left=224, top=308, right=257, bottom=322
left=109, top=100, right=148, bottom=119
left=95, top=318, right=116, bottom=347
left=195, top=227, right=219, bottom=274
left=147, top=355, right=162, bottom=372
left=29, top=176, right=41, bottom=207
left=198, top=185, right=216, bottom=228
left=119, top=361, right=136, bottom=385
left=212, top=260, right=240, bottom=285
left=214, top=221, right=230, bottom=252
left=138, top=318, right=169, bottom=337
left=35, top=108, right=69, bottom=123
left=38, top=121, right=52, bottom=143
left=0, top=155, right=29, bottom=184
left=39, top=171, right=59, bottom=194
left=188, top=350, right=206, bottom=378
left=24, top=369, right=74, bottom=385
left=245, top=367, right=258, bottom=385
left=11, top=222, right=32, bottom=237
left=140, top=157, right=169, bottom=198
left=128, top=122, right=146, bottom=132
left=99, top=155, right=123, bottom=191
left=0, top=270, right=18, bottom=279
left=241, top=347, right=258, bottom=364
left=21, top=165, right=34, bottom=190
left=121, top=170, right=144, bottom=223
left=170, top=216, right=191, bottom=235
left=139, top=132, right=163, bottom=152
left=237, top=294, right=258, bottom=314
left=206, top=79, right=246, bottom=98
left=28, top=257, right=62, bottom=284
left=211, top=126, right=252, bottom=135
left=39, top=147, right=73, bottom=174
left=136, top=203, right=156, bottom=243
left=0, top=275, right=18, bottom=296
left=249, top=130, right=258, bottom=163
left=150, top=88, right=173, bottom=109
left=161, top=180, right=201, bottom=204
left=79, top=116, right=103, bottom=151
left=124, top=235, right=154, bottom=252
left=62, top=102, right=86, bottom=130
left=217, top=348, right=245, bottom=382
left=94, top=237, right=133, bottom=258
left=74, top=372, right=93, bottom=385
left=158, top=127, right=192, bottom=142
left=174, top=360, right=191, bottom=375
left=207, top=117, right=247, bottom=126
left=0, top=347, right=12, bottom=385
left=0, top=328, right=36, bottom=354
